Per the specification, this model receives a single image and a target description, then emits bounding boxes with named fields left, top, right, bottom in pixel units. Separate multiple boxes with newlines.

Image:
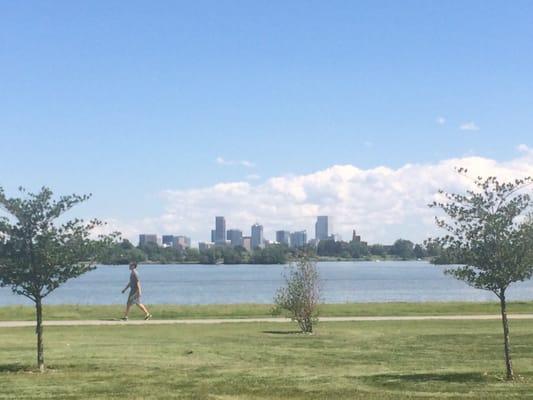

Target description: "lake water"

left=1, top=261, right=532, bottom=305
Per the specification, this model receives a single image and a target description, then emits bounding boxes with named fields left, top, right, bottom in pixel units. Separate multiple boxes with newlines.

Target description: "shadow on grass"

left=262, top=330, right=303, bottom=335
left=362, top=371, right=497, bottom=385
left=0, top=363, right=34, bottom=373
left=0, top=363, right=60, bottom=374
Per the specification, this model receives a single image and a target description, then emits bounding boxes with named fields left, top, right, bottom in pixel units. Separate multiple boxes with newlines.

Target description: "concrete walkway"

left=2, top=314, right=533, bottom=328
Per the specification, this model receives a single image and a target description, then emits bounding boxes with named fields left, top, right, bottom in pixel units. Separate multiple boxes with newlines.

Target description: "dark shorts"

left=127, top=291, right=141, bottom=306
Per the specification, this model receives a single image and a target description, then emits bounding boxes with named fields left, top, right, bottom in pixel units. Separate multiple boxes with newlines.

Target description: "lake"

left=1, top=261, right=532, bottom=305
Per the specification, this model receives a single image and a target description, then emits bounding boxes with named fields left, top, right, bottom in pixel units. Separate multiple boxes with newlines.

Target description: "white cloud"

left=101, top=150, right=533, bottom=246
left=436, top=117, right=446, bottom=125
left=241, top=161, right=255, bottom=168
left=459, top=122, right=480, bottom=131
left=517, top=144, right=533, bottom=155
left=216, top=157, right=255, bottom=168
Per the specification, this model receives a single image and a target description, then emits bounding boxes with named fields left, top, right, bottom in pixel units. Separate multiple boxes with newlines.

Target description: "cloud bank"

left=99, top=148, right=533, bottom=245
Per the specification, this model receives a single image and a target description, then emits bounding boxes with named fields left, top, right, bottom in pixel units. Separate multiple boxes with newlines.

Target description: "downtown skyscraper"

left=290, top=230, right=307, bottom=248
left=276, top=230, right=291, bottom=246
left=315, top=216, right=330, bottom=241
left=251, top=223, right=264, bottom=249
left=214, top=216, right=226, bottom=244
left=227, top=229, right=243, bottom=247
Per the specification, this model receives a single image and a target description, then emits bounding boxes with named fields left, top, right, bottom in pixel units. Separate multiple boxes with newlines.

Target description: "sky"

left=1, top=1, right=532, bottom=244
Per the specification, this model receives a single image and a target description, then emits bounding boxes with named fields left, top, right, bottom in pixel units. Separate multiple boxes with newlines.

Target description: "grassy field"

left=1, top=301, right=533, bottom=321
left=2, top=319, right=533, bottom=399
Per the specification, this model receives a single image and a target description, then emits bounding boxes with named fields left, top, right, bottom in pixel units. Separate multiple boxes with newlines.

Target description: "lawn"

left=2, top=301, right=533, bottom=321
left=2, top=319, right=533, bottom=399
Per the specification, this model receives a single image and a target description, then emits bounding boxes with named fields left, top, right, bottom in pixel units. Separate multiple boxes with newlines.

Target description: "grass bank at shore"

left=2, top=301, right=533, bottom=321
left=2, top=319, right=533, bottom=399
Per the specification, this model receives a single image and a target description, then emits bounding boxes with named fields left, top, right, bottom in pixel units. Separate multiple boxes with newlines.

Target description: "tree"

left=369, top=244, right=386, bottom=257
left=99, top=240, right=146, bottom=264
left=138, top=241, right=161, bottom=260
left=317, top=239, right=338, bottom=256
left=184, top=247, right=201, bottom=263
left=119, top=239, right=134, bottom=250
left=252, top=244, right=288, bottom=264
left=221, top=246, right=243, bottom=264
left=391, top=239, right=415, bottom=260
left=428, top=171, right=533, bottom=380
left=349, top=241, right=369, bottom=258
left=413, top=244, right=426, bottom=259
left=0, top=187, right=115, bottom=372
left=199, top=246, right=224, bottom=264
left=273, top=257, right=322, bottom=333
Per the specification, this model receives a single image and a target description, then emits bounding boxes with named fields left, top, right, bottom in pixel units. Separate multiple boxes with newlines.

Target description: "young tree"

left=273, top=257, right=322, bottom=333
left=428, top=170, right=533, bottom=380
left=0, top=187, right=116, bottom=372
left=391, top=239, right=415, bottom=260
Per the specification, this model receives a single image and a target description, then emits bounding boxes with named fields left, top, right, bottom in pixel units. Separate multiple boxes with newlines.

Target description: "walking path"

left=2, top=314, right=533, bottom=328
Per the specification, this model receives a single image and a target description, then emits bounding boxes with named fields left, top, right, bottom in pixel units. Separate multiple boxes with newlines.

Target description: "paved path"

left=2, top=314, right=533, bottom=328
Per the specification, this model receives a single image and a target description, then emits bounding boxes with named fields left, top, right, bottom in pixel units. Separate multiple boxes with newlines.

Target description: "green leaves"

left=429, top=172, right=533, bottom=298
left=273, top=257, right=322, bottom=333
left=0, top=186, right=118, bottom=302
left=0, top=186, right=120, bottom=371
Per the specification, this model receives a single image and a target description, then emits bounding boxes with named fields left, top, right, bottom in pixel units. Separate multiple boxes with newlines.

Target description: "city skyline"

left=140, top=215, right=339, bottom=249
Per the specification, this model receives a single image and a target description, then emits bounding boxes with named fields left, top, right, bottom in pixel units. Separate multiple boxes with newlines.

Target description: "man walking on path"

left=121, top=262, right=152, bottom=321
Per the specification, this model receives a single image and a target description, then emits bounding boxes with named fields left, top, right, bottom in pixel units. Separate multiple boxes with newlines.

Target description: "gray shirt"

left=129, top=270, right=139, bottom=292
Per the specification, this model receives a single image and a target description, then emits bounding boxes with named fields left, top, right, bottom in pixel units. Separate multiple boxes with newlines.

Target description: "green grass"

left=1, top=301, right=533, bottom=321
left=2, top=319, right=533, bottom=399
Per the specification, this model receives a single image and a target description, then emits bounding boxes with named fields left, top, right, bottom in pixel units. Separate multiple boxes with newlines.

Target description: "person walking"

left=121, top=262, right=152, bottom=321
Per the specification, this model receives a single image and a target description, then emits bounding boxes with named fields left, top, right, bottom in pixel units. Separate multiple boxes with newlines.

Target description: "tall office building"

left=227, top=229, right=243, bottom=247
left=242, top=236, right=252, bottom=252
left=199, top=242, right=213, bottom=252
left=251, top=223, right=264, bottom=249
left=315, top=216, right=330, bottom=241
left=139, top=234, right=158, bottom=247
left=276, top=230, right=291, bottom=246
left=162, top=235, right=174, bottom=247
left=173, top=235, right=191, bottom=249
left=214, top=216, right=226, bottom=244
left=290, top=230, right=308, bottom=248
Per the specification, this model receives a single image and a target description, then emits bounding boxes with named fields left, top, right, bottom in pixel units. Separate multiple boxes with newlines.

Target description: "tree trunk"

left=35, top=298, right=44, bottom=372
left=298, top=317, right=313, bottom=333
left=306, top=318, right=313, bottom=333
left=499, top=290, right=514, bottom=380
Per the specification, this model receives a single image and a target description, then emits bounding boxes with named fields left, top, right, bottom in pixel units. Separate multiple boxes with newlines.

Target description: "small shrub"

left=273, top=257, right=322, bottom=333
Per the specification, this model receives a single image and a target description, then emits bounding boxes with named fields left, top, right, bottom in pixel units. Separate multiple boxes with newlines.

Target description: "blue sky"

left=1, top=1, right=532, bottom=242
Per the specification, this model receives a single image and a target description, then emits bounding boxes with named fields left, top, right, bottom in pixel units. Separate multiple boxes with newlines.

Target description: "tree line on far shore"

left=97, top=237, right=451, bottom=265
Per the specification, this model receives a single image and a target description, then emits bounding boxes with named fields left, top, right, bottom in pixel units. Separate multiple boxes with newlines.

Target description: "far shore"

left=100, top=257, right=432, bottom=266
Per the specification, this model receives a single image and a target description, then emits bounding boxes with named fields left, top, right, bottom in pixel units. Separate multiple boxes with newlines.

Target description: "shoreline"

left=100, top=257, right=431, bottom=266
